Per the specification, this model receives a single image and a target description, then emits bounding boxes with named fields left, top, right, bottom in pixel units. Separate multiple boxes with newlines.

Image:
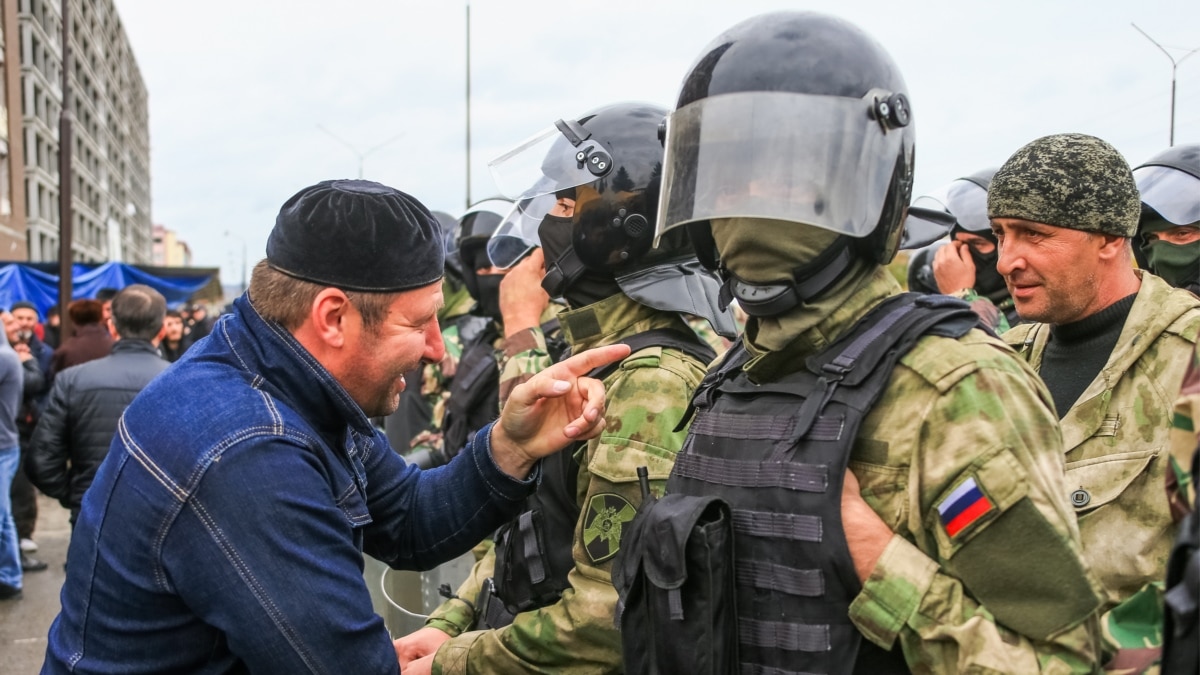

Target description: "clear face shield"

left=654, top=90, right=912, bottom=244
left=901, top=178, right=990, bottom=248
left=486, top=194, right=556, bottom=269
left=1134, top=165, right=1200, bottom=226
left=488, top=119, right=614, bottom=202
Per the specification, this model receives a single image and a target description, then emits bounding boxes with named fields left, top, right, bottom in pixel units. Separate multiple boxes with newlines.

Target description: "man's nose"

left=424, top=320, right=446, bottom=364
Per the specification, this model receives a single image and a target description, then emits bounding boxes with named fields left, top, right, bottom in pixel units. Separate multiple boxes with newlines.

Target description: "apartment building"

left=15, top=0, right=150, bottom=265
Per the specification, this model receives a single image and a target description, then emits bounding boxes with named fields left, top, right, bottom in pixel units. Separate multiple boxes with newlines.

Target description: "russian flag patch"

left=937, top=477, right=994, bottom=538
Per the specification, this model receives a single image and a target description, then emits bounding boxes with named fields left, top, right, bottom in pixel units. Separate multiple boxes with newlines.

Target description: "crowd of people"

left=0, top=8, right=1197, bottom=675
left=0, top=291, right=217, bottom=597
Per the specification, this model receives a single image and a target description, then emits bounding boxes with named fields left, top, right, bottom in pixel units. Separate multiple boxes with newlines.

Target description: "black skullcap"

left=266, top=179, right=445, bottom=292
left=10, top=301, right=37, bottom=314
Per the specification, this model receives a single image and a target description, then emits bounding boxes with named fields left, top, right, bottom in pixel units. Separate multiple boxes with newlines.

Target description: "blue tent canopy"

left=0, top=262, right=215, bottom=318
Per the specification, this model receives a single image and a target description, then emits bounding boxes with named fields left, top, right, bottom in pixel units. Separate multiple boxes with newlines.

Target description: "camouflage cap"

left=988, top=133, right=1140, bottom=237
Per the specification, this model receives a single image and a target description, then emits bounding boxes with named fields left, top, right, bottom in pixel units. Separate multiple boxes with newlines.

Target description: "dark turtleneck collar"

left=1040, top=292, right=1137, bottom=418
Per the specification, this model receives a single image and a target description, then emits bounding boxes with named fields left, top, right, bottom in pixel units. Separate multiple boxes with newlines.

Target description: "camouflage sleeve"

left=848, top=355, right=1103, bottom=673
left=953, top=289, right=1010, bottom=333
left=424, top=544, right=495, bottom=638
left=496, top=325, right=553, bottom=408
left=406, top=325, right=465, bottom=454
left=431, top=348, right=704, bottom=675
left=1169, top=342, right=1200, bottom=506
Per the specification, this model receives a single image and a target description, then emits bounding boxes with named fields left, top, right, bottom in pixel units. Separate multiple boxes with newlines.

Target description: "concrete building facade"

left=152, top=223, right=190, bottom=267
left=16, top=0, right=151, bottom=265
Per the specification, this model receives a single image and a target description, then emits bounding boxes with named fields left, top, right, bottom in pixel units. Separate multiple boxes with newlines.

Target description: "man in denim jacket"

left=40, top=179, right=626, bottom=675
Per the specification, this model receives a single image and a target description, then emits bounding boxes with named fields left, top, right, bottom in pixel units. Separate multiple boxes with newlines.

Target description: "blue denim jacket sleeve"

left=362, top=423, right=538, bottom=568
left=157, top=423, right=534, bottom=674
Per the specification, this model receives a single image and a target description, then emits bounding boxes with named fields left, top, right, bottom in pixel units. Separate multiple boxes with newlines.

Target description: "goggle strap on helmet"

left=542, top=245, right=589, bottom=298
left=723, top=240, right=855, bottom=317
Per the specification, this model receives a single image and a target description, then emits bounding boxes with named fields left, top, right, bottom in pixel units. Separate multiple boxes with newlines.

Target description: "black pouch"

left=614, top=475, right=738, bottom=675
left=1162, top=452, right=1200, bottom=674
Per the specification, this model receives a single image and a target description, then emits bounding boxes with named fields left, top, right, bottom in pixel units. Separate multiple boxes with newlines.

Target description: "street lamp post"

left=317, top=126, right=404, bottom=179
left=224, top=230, right=247, bottom=297
left=1133, top=23, right=1200, bottom=147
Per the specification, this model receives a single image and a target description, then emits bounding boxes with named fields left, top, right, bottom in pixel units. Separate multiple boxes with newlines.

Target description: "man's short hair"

left=111, top=284, right=167, bottom=340
left=248, top=260, right=398, bottom=332
left=166, top=309, right=183, bottom=320
left=95, top=288, right=121, bottom=303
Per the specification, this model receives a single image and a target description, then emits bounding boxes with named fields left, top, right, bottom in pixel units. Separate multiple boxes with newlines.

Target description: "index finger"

left=543, top=344, right=632, bottom=380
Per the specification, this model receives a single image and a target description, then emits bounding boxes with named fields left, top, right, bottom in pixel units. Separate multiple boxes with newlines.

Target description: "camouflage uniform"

left=951, top=288, right=1012, bottom=333
left=1004, top=271, right=1200, bottom=664
left=425, top=293, right=708, bottom=675
left=749, top=267, right=1103, bottom=672
left=405, top=277, right=480, bottom=453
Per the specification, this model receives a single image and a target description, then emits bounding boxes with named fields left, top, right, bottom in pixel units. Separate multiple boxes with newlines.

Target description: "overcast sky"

left=111, top=0, right=1200, bottom=287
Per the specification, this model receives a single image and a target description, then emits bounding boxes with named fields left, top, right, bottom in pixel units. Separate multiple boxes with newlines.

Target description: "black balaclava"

left=953, top=226, right=1007, bottom=297
left=463, top=244, right=504, bottom=321
left=538, top=214, right=621, bottom=308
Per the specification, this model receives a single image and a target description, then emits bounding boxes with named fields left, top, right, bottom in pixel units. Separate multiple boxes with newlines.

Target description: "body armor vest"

left=664, top=294, right=977, bottom=675
left=441, top=321, right=502, bottom=457
left=478, top=328, right=717, bottom=629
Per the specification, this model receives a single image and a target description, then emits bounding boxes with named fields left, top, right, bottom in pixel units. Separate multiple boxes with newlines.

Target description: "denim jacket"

left=43, top=294, right=538, bottom=674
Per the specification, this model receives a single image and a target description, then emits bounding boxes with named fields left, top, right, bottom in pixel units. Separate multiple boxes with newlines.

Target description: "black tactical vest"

left=664, top=294, right=977, bottom=675
left=478, top=328, right=717, bottom=629
left=441, top=321, right=502, bottom=457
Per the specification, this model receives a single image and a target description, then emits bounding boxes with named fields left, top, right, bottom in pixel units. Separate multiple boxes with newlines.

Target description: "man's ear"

left=1096, top=234, right=1131, bottom=262
left=308, top=288, right=353, bottom=349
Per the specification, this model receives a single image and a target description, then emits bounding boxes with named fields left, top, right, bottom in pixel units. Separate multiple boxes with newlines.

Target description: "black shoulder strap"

left=790, top=292, right=979, bottom=440
left=588, top=328, right=717, bottom=382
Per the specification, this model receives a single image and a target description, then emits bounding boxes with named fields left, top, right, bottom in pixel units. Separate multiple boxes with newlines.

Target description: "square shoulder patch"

left=936, top=477, right=995, bottom=538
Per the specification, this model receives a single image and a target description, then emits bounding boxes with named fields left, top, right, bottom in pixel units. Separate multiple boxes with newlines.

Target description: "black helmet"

left=456, top=198, right=513, bottom=303
left=1134, top=144, right=1200, bottom=227
left=653, top=11, right=915, bottom=314
left=903, top=168, right=998, bottom=245
left=906, top=240, right=947, bottom=295
left=431, top=210, right=462, bottom=280
left=488, top=101, right=736, bottom=337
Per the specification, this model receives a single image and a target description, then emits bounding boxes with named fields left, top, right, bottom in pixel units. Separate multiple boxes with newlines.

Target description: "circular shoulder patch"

left=582, top=493, right=638, bottom=563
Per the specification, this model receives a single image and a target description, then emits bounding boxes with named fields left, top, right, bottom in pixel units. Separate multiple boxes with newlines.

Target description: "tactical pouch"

left=1162, top=453, right=1200, bottom=674
left=614, top=491, right=738, bottom=675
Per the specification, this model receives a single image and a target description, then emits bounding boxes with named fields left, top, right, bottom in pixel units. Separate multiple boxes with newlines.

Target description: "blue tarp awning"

left=0, top=262, right=215, bottom=317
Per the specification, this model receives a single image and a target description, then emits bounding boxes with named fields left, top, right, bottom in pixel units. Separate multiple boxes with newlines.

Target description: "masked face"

left=954, top=229, right=1006, bottom=297
left=1142, top=220, right=1200, bottom=290
left=536, top=214, right=575, bottom=266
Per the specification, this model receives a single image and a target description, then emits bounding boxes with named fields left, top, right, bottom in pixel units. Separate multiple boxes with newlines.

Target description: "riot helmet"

left=654, top=11, right=916, bottom=317
left=904, top=168, right=1006, bottom=298
left=905, top=240, right=947, bottom=295
left=1134, top=144, right=1200, bottom=290
left=457, top=198, right=513, bottom=320
left=488, top=101, right=736, bottom=337
left=431, top=210, right=462, bottom=280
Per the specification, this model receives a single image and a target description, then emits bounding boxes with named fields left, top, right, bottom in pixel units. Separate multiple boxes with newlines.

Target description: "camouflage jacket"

left=426, top=293, right=709, bottom=675
left=952, top=288, right=1012, bottom=333
left=1004, top=271, right=1200, bottom=664
left=742, top=268, right=1102, bottom=673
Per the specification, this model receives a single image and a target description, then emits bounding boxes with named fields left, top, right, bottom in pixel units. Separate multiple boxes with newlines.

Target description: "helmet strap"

left=721, top=237, right=855, bottom=317
left=541, top=245, right=588, bottom=298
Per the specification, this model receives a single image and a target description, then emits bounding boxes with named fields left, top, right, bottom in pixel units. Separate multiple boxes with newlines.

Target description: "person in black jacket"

left=27, top=284, right=170, bottom=525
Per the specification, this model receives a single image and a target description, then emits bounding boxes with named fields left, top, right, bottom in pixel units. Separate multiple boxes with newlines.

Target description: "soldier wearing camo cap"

left=991, top=132, right=1200, bottom=671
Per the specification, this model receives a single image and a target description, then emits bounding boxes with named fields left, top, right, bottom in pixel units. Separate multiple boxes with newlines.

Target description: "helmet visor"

left=1134, top=165, right=1200, bottom=225
left=486, top=194, right=555, bottom=269
left=901, top=196, right=954, bottom=250
left=488, top=121, right=615, bottom=201
left=941, top=179, right=990, bottom=233
left=656, top=91, right=908, bottom=240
